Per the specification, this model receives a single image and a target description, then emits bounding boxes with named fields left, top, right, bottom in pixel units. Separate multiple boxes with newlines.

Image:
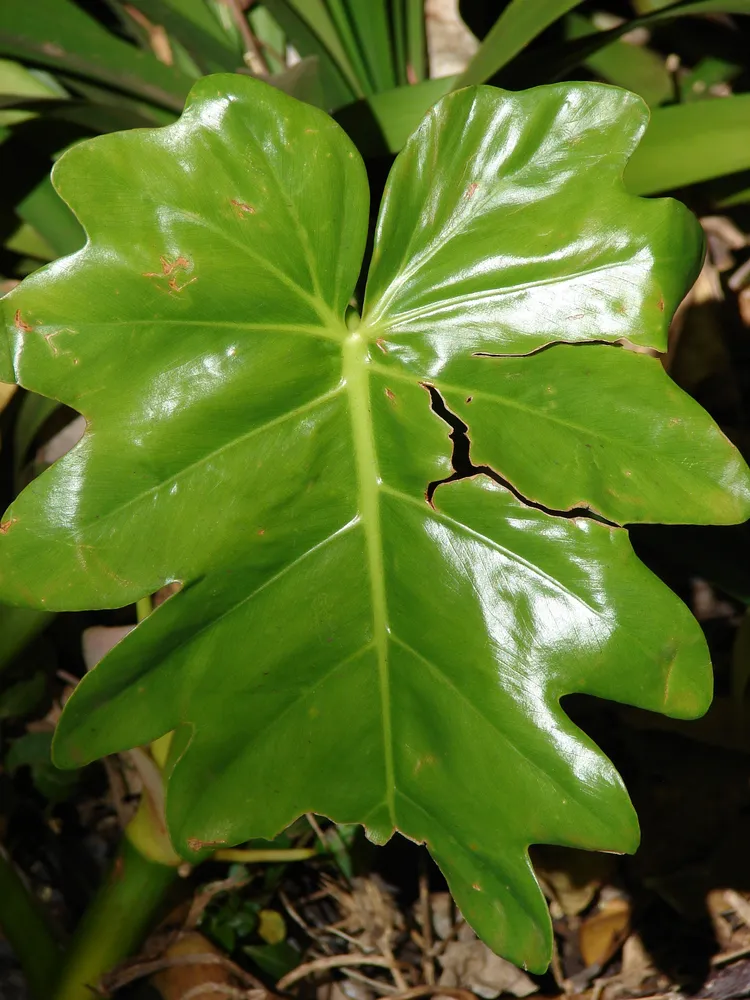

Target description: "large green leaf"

left=0, top=77, right=747, bottom=970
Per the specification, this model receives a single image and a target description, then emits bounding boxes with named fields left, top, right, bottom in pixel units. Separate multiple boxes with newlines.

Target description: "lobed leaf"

left=1, top=75, right=747, bottom=970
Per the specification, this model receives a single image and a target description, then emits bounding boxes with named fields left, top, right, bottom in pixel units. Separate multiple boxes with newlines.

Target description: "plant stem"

left=213, top=847, right=317, bottom=863
left=0, top=845, right=63, bottom=999
left=136, top=594, right=152, bottom=622
left=52, top=836, right=179, bottom=1000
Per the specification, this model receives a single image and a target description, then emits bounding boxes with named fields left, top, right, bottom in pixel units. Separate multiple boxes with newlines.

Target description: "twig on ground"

left=186, top=874, right=253, bottom=929
left=179, top=986, right=253, bottom=1000
left=725, top=890, right=750, bottom=929
left=342, top=968, right=400, bottom=994
left=278, top=889, right=312, bottom=936
left=549, top=937, right=567, bottom=992
left=381, top=932, right=408, bottom=991
left=387, top=987, right=476, bottom=1000
left=306, top=813, right=328, bottom=846
left=712, top=944, right=750, bottom=966
left=276, top=954, right=403, bottom=991
left=418, top=872, right=435, bottom=985
left=325, top=926, right=377, bottom=951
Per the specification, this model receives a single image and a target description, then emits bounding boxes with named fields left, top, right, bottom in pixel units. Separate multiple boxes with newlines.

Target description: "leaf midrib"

left=343, top=328, right=396, bottom=831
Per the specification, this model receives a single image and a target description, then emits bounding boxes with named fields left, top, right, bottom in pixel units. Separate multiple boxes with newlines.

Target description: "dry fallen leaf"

left=438, top=933, right=538, bottom=999
left=617, top=933, right=658, bottom=993
left=326, top=875, right=403, bottom=952
left=430, top=891, right=455, bottom=941
left=532, top=846, right=615, bottom=918
left=579, top=897, right=631, bottom=969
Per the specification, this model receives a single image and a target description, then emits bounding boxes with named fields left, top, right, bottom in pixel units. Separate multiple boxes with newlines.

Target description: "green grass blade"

left=0, top=0, right=193, bottom=112
left=343, top=0, right=398, bottom=91
left=406, top=0, right=427, bottom=82
left=324, top=0, right=377, bottom=94
left=272, top=0, right=366, bottom=96
left=625, top=94, right=750, bottom=194
left=510, top=1, right=750, bottom=87
left=566, top=13, right=672, bottom=107
left=16, top=174, right=84, bottom=259
left=391, top=0, right=408, bottom=85
left=455, top=0, right=586, bottom=88
left=124, top=0, right=241, bottom=73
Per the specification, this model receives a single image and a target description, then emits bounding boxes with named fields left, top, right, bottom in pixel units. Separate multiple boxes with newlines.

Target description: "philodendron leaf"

left=1, top=76, right=748, bottom=971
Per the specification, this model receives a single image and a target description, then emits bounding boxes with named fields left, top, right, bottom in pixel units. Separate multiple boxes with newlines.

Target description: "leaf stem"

left=52, top=837, right=178, bottom=1000
left=54, top=587, right=180, bottom=999
left=0, top=845, right=63, bottom=999
left=136, top=595, right=152, bottom=623
left=213, top=847, right=317, bottom=863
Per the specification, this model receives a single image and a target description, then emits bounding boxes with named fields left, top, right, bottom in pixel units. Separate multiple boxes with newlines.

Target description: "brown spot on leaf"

left=376, top=338, right=388, bottom=354
left=414, top=753, right=436, bottom=774
left=167, top=276, right=196, bottom=293
left=186, top=837, right=226, bottom=853
left=385, top=388, right=395, bottom=402
left=159, top=256, right=190, bottom=274
left=466, top=396, right=473, bottom=403
left=465, top=182, right=479, bottom=199
left=144, top=256, right=196, bottom=294
left=472, top=883, right=482, bottom=891
left=0, top=518, right=17, bottom=534
left=657, top=297, right=665, bottom=312
left=14, top=310, right=32, bottom=333
left=230, top=199, right=256, bottom=218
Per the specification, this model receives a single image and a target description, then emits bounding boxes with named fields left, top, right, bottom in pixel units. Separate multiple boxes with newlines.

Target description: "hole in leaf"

left=421, top=383, right=616, bottom=526
left=473, top=337, right=654, bottom=360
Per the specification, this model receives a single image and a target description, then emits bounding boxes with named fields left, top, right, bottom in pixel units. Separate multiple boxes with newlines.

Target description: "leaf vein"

left=76, top=384, right=345, bottom=530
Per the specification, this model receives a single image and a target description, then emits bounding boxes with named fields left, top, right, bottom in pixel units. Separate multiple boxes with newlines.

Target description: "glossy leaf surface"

left=1, top=76, right=748, bottom=971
